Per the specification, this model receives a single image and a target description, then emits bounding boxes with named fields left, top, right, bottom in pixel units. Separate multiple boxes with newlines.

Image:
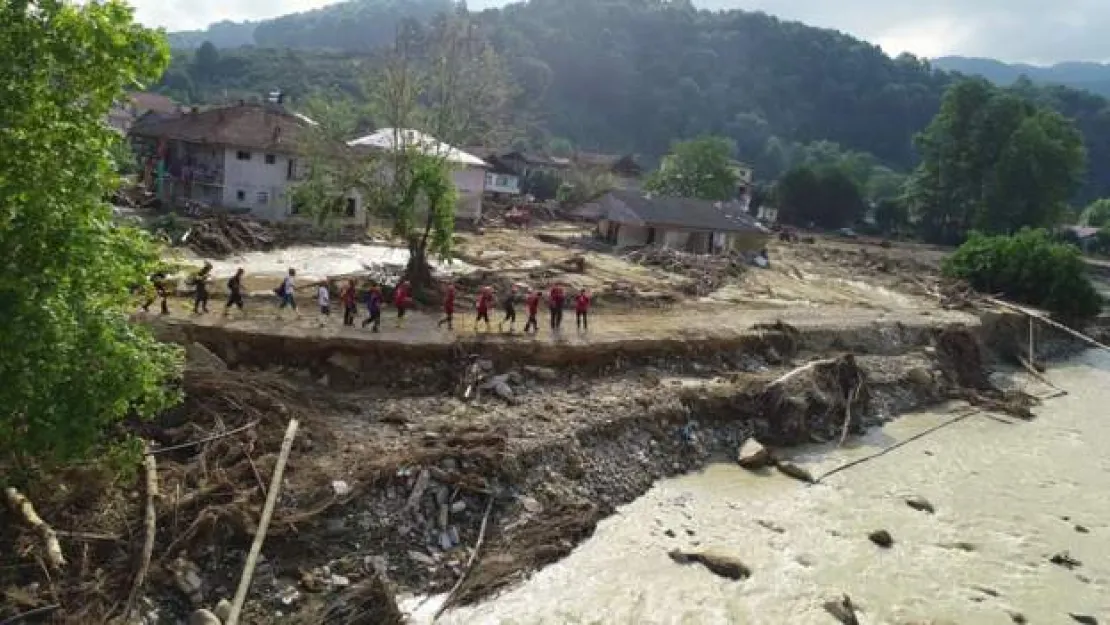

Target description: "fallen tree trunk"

left=4, top=487, right=65, bottom=570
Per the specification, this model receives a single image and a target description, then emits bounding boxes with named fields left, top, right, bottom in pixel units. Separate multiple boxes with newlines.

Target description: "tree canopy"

left=644, top=136, right=740, bottom=201
left=907, top=78, right=1086, bottom=244
left=0, top=0, right=181, bottom=467
left=1079, top=198, right=1110, bottom=227
left=776, top=165, right=866, bottom=229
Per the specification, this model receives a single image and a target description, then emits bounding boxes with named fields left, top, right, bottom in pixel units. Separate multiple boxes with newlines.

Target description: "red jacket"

left=477, top=292, right=493, bottom=312
left=549, top=286, right=565, bottom=307
left=443, top=287, right=455, bottom=312
left=341, top=286, right=357, bottom=307
left=394, top=284, right=410, bottom=307
left=575, top=293, right=590, bottom=312
left=526, top=292, right=540, bottom=315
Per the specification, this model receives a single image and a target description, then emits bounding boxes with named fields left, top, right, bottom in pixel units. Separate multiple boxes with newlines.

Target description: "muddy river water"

left=423, top=349, right=1110, bottom=624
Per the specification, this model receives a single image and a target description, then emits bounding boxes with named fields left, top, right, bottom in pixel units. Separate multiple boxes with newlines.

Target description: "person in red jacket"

left=548, top=283, right=565, bottom=331
left=575, top=288, right=591, bottom=332
left=437, top=282, right=456, bottom=330
left=393, top=279, right=412, bottom=328
left=340, top=279, right=358, bottom=326
left=475, top=285, right=494, bottom=332
left=523, top=287, right=541, bottom=334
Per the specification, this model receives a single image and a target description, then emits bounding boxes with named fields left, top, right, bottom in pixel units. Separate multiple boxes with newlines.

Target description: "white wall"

left=485, top=172, right=520, bottom=195
left=221, top=147, right=296, bottom=220
left=452, top=167, right=486, bottom=221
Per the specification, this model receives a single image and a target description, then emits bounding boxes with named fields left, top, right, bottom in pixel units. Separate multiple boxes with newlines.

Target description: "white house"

left=349, top=129, right=489, bottom=222
left=129, top=102, right=364, bottom=222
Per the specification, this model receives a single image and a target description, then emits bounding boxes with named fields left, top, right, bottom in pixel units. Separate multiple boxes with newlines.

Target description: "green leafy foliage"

left=775, top=165, right=867, bottom=229
left=645, top=136, right=740, bottom=201
left=908, top=79, right=1087, bottom=244
left=1079, top=198, right=1110, bottom=227
left=942, top=230, right=1103, bottom=320
left=0, top=0, right=183, bottom=468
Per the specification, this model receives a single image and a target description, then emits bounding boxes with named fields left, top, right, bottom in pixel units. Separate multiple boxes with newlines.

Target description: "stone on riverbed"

left=667, top=549, right=751, bottom=580
left=868, top=529, right=894, bottom=548
left=737, top=438, right=772, bottom=469
left=905, top=495, right=935, bottom=514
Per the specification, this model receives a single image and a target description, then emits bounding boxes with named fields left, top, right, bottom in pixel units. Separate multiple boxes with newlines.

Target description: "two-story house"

left=129, top=102, right=364, bottom=221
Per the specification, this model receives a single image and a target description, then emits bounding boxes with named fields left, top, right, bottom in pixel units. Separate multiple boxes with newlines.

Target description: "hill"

left=933, top=56, right=1110, bottom=98
left=157, top=0, right=1110, bottom=203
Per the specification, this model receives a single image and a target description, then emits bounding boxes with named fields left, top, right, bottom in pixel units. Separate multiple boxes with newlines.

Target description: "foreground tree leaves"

left=0, top=0, right=182, bottom=469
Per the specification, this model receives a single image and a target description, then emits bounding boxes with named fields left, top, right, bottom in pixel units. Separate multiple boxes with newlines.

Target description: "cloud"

left=130, top=0, right=1110, bottom=63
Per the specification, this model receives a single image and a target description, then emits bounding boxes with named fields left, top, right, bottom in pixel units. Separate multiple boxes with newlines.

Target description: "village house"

left=578, top=189, right=770, bottom=254
left=349, top=129, right=489, bottom=222
left=108, top=92, right=179, bottom=134
left=129, top=101, right=364, bottom=221
left=573, top=151, right=644, bottom=189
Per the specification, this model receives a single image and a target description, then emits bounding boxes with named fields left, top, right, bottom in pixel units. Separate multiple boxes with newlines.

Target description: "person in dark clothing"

left=191, top=262, right=213, bottom=314
left=341, top=279, right=358, bottom=326
left=362, top=285, right=382, bottom=332
left=224, top=267, right=245, bottom=315
left=548, top=283, right=566, bottom=330
left=437, top=283, right=456, bottom=330
left=499, top=285, right=518, bottom=333
left=523, top=288, right=540, bottom=334
left=142, top=272, right=170, bottom=315
left=575, top=288, right=591, bottom=332
left=475, top=286, right=493, bottom=331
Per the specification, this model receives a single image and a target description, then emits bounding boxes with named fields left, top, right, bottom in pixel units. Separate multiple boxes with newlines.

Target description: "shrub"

left=942, top=229, right=1103, bottom=320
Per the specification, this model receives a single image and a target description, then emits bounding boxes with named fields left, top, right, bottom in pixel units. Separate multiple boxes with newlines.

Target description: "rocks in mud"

left=823, top=595, right=861, bottom=625
left=905, top=495, right=935, bottom=514
left=1007, top=610, right=1028, bottom=623
left=868, top=529, right=894, bottom=548
left=188, top=609, right=221, bottom=625
left=213, top=599, right=232, bottom=622
left=170, top=557, right=205, bottom=604
left=737, top=438, right=772, bottom=469
left=667, top=549, right=751, bottom=580
left=775, top=461, right=815, bottom=483
left=1050, top=551, right=1082, bottom=569
left=1075, top=524, right=1090, bottom=534
left=523, top=365, right=558, bottom=381
left=480, top=374, right=517, bottom=404
left=1070, top=614, right=1098, bottom=625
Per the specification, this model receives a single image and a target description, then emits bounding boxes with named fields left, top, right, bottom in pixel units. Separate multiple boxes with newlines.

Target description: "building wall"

left=663, top=230, right=690, bottom=250
left=614, top=223, right=650, bottom=248
left=485, top=171, right=520, bottom=195
left=221, top=147, right=296, bottom=220
left=452, top=167, right=486, bottom=221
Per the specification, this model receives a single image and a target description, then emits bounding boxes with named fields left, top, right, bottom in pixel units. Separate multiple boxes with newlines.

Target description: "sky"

left=130, top=0, right=1110, bottom=65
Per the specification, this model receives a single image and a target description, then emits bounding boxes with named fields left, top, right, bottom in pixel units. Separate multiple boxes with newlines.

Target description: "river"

left=428, top=349, right=1110, bottom=624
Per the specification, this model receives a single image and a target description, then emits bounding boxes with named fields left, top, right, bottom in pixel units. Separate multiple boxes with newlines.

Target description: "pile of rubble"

left=624, top=246, right=746, bottom=296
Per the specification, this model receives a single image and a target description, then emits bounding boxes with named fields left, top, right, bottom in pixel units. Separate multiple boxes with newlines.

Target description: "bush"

left=942, top=229, right=1103, bottom=320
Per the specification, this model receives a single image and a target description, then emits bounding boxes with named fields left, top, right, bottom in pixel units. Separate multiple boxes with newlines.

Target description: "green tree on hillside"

left=1079, top=198, right=1110, bottom=227
left=776, top=165, right=866, bottom=229
left=907, top=79, right=1087, bottom=244
left=0, top=0, right=182, bottom=468
left=644, top=136, right=739, bottom=200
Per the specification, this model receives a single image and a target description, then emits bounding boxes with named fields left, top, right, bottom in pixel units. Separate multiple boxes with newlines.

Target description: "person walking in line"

left=317, top=281, right=331, bottom=324
left=499, top=285, right=518, bottom=333
left=393, top=279, right=412, bottom=328
left=224, top=267, right=245, bottom=316
left=362, top=284, right=382, bottom=332
left=191, top=261, right=212, bottom=314
left=277, top=267, right=297, bottom=315
left=142, top=271, right=170, bottom=315
left=548, top=282, right=565, bottom=331
left=437, top=282, right=456, bottom=330
left=475, top=285, right=494, bottom=332
left=523, top=287, right=540, bottom=334
left=575, top=287, right=591, bottom=332
left=341, top=279, right=358, bottom=326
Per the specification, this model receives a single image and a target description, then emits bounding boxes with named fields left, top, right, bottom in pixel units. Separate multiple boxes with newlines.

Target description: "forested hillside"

left=158, top=0, right=1110, bottom=202
left=934, top=56, right=1110, bottom=98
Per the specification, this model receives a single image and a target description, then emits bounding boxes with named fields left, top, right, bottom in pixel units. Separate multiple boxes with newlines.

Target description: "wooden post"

left=1028, top=316, right=1035, bottom=367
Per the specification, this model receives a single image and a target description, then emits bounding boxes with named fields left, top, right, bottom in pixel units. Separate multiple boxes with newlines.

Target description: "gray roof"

left=581, top=190, right=767, bottom=233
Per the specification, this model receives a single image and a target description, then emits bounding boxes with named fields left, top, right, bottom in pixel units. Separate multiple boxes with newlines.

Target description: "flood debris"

left=319, top=571, right=405, bottom=625
left=667, top=549, right=752, bottom=580
left=868, top=529, right=894, bottom=548
left=1050, top=551, right=1082, bottom=569
left=775, top=461, right=815, bottom=484
left=1069, top=614, right=1098, bottom=625
left=823, top=594, right=861, bottom=625
left=905, top=495, right=936, bottom=514
left=737, top=438, right=772, bottom=469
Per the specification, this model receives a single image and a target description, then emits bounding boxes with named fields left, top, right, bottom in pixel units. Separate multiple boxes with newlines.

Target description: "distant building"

left=108, top=92, right=179, bottom=134
left=577, top=189, right=770, bottom=254
left=129, top=101, right=363, bottom=221
left=349, top=129, right=489, bottom=222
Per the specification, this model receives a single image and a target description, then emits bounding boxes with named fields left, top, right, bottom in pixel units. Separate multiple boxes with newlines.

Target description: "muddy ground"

left=1, top=222, right=1101, bottom=624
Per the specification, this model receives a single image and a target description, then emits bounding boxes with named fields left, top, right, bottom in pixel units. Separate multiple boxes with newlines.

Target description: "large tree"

left=644, top=136, right=740, bottom=201
left=907, top=78, right=1086, bottom=243
left=293, top=10, right=519, bottom=288
left=1079, top=198, right=1110, bottom=227
left=776, top=164, right=866, bottom=229
left=0, top=0, right=181, bottom=468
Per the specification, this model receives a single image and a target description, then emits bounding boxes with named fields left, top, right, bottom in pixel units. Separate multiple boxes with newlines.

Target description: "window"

left=265, top=154, right=276, bottom=165
left=345, top=197, right=357, bottom=217
left=236, top=190, right=246, bottom=202
left=236, top=150, right=251, bottom=161
left=287, top=158, right=296, bottom=180
left=257, top=191, right=269, bottom=205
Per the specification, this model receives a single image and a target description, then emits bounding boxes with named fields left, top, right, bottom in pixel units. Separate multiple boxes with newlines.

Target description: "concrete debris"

left=331, top=480, right=351, bottom=497
left=213, top=599, right=232, bottom=622
left=905, top=495, right=935, bottom=514
left=329, top=574, right=351, bottom=589
left=278, top=586, right=301, bottom=606
left=450, top=500, right=467, bottom=514
left=188, top=609, right=221, bottom=625
left=736, top=438, right=772, bottom=469
left=868, top=530, right=894, bottom=548
left=667, top=549, right=751, bottom=580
